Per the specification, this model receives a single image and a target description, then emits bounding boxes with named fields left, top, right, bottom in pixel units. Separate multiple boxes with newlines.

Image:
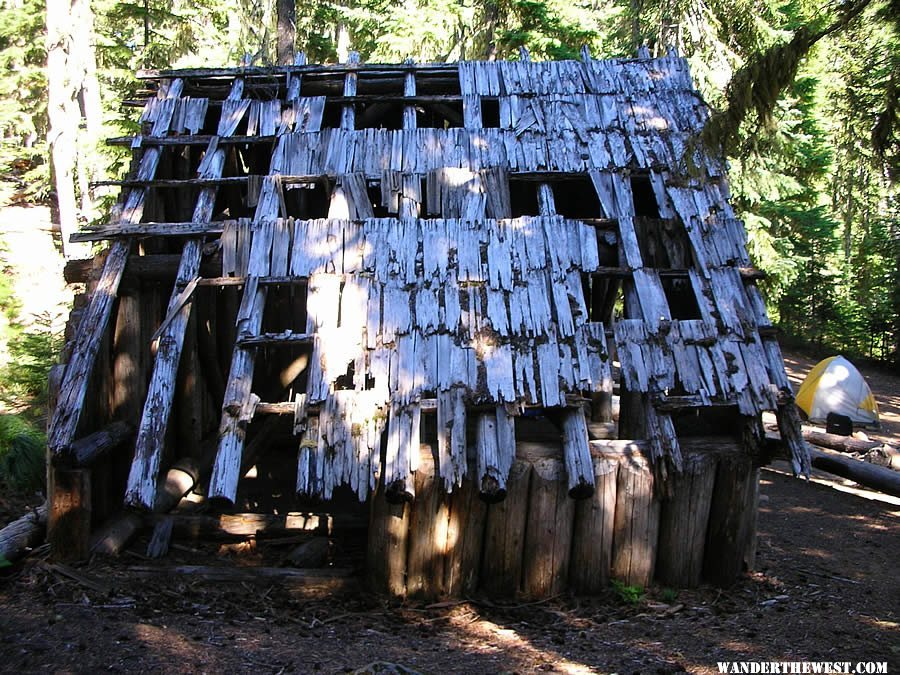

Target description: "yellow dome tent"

left=796, top=355, right=880, bottom=427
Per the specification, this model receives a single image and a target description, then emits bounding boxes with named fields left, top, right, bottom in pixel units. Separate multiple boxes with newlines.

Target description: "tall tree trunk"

left=47, top=0, right=97, bottom=259
left=276, top=0, right=295, bottom=65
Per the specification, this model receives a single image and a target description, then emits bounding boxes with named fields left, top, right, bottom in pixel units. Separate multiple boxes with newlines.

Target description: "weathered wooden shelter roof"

left=49, top=51, right=808, bottom=514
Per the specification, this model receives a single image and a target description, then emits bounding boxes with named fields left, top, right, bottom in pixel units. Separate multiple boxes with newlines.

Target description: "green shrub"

left=611, top=579, right=645, bottom=605
left=0, top=414, right=45, bottom=492
left=0, top=313, right=62, bottom=421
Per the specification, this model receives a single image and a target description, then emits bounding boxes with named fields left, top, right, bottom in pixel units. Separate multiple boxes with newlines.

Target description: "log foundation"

left=366, top=440, right=760, bottom=598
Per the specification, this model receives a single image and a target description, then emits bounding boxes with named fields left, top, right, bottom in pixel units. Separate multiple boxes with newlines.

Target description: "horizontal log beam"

left=147, top=511, right=367, bottom=538
left=72, top=213, right=616, bottom=243
left=65, top=254, right=223, bottom=284
left=107, top=134, right=278, bottom=147
left=237, top=332, right=314, bottom=347
left=137, top=62, right=458, bottom=80
left=56, top=421, right=133, bottom=468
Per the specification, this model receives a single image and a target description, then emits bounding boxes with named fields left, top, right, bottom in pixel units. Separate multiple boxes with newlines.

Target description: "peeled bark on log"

left=0, top=505, right=48, bottom=562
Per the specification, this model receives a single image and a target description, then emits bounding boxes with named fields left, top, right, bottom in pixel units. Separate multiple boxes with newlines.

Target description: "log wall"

left=366, top=440, right=760, bottom=599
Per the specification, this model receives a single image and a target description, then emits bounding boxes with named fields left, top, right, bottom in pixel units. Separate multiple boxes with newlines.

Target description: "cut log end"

left=478, top=475, right=507, bottom=504
left=385, top=480, right=415, bottom=504
left=568, top=480, right=595, bottom=500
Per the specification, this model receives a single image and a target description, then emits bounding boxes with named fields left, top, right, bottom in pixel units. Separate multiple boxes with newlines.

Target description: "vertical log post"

left=569, top=455, right=618, bottom=593
left=481, top=459, right=530, bottom=596
left=656, top=452, right=717, bottom=587
left=367, top=476, right=410, bottom=597
left=443, top=471, right=487, bottom=596
left=610, top=452, right=660, bottom=587
left=406, top=445, right=449, bottom=599
left=744, top=467, right=761, bottom=572
left=48, top=469, right=91, bottom=561
left=522, top=457, right=575, bottom=597
left=703, top=454, right=755, bottom=586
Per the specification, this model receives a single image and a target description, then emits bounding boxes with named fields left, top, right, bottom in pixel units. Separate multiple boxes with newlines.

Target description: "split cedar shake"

left=46, top=49, right=809, bottom=595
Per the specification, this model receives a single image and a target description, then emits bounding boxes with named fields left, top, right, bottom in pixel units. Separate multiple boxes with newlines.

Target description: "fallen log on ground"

left=802, top=428, right=883, bottom=454
left=807, top=446, right=900, bottom=497
left=766, top=434, right=900, bottom=497
left=0, top=504, right=48, bottom=562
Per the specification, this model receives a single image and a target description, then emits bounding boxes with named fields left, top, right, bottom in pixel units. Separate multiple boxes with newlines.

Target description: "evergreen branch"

left=702, top=0, right=875, bottom=157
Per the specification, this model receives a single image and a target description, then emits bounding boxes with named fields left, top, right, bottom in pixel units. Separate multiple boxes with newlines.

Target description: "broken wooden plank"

left=561, top=407, right=595, bottom=499
left=48, top=240, right=131, bottom=456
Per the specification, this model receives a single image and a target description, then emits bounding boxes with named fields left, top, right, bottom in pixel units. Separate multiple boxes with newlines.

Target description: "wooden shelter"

left=47, top=49, right=808, bottom=597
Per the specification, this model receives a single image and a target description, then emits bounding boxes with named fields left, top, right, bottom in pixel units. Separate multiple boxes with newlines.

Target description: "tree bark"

left=276, top=0, right=295, bottom=65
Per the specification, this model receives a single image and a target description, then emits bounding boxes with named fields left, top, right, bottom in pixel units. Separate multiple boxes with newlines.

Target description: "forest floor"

left=0, top=187, right=898, bottom=673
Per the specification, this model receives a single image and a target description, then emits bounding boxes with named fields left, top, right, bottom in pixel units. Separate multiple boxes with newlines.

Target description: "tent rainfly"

left=796, top=355, right=880, bottom=428
left=45, top=48, right=808, bottom=597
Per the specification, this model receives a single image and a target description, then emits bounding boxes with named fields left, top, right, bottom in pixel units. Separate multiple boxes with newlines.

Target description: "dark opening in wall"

left=261, top=283, right=309, bottom=334
left=661, top=277, right=702, bottom=320
left=508, top=178, right=540, bottom=217
left=356, top=102, right=405, bottom=129
left=151, top=146, right=201, bottom=181
left=212, top=184, right=253, bottom=220
left=255, top=285, right=312, bottom=402
left=552, top=177, right=603, bottom=219
left=321, top=101, right=345, bottom=129
left=418, top=72, right=461, bottom=96
left=367, top=182, right=391, bottom=217
left=481, top=98, right=501, bottom=128
left=630, top=174, right=661, bottom=218
left=415, top=101, right=464, bottom=128
left=356, top=74, right=405, bottom=96
left=587, top=275, right=620, bottom=323
left=239, top=142, right=275, bottom=175
left=296, top=74, right=345, bottom=98
left=673, top=406, right=741, bottom=438
left=283, top=183, right=330, bottom=219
